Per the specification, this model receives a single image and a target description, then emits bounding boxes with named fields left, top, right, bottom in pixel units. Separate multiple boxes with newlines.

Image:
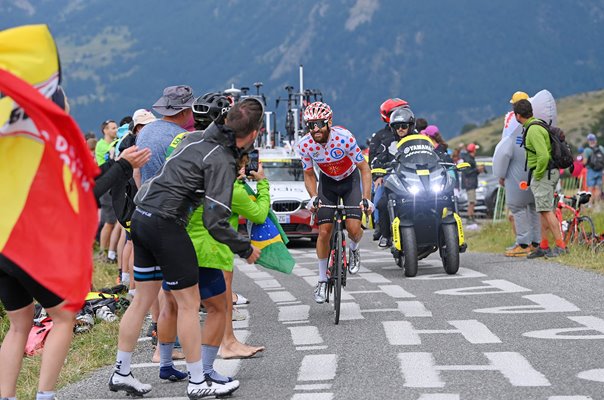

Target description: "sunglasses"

left=306, top=120, right=329, bottom=131
left=391, top=122, right=410, bottom=130
left=101, top=119, right=116, bottom=129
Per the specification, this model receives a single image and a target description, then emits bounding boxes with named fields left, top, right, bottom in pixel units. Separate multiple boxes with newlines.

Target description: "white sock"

left=318, top=258, right=328, bottom=282
left=186, top=359, right=204, bottom=384
left=128, top=289, right=136, bottom=296
left=108, top=250, right=117, bottom=260
left=349, top=240, right=359, bottom=251
left=121, top=272, right=130, bottom=284
left=115, top=350, right=132, bottom=375
left=36, top=391, right=56, bottom=400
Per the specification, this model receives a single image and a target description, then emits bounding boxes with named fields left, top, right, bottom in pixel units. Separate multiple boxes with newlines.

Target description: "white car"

left=240, top=147, right=319, bottom=241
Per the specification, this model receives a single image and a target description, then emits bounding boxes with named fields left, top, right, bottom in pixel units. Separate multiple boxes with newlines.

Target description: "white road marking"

left=296, top=345, right=329, bottom=351
left=235, top=263, right=258, bottom=273
left=298, top=354, right=337, bottom=381
left=417, top=395, right=460, bottom=400
left=283, top=320, right=310, bottom=325
left=288, top=326, right=324, bottom=346
left=256, top=279, right=282, bottom=290
left=379, top=285, right=416, bottom=298
left=268, top=291, right=297, bottom=303
left=294, top=384, right=332, bottom=390
left=279, top=305, right=310, bottom=322
left=413, top=267, right=487, bottom=280
left=524, top=316, right=604, bottom=340
left=475, top=294, right=580, bottom=314
left=293, top=266, right=316, bottom=276
left=383, top=320, right=501, bottom=345
left=577, top=368, right=604, bottom=382
left=339, top=302, right=364, bottom=320
left=397, top=301, right=433, bottom=317
left=245, top=271, right=273, bottom=280
left=398, top=352, right=550, bottom=387
left=359, top=272, right=391, bottom=283
left=549, top=397, right=594, bottom=399
left=291, top=394, right=334, bottom=400
left=435, top=279, right=531, bottom=296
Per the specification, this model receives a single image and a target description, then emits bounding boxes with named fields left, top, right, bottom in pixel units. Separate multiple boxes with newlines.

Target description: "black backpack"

left=588, top=146, right=604, bottom=171
left=522, top=119, right=573, bottom=170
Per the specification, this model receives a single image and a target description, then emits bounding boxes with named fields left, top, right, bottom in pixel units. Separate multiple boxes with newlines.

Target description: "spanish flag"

left=0, top=25, right=99, bottom=311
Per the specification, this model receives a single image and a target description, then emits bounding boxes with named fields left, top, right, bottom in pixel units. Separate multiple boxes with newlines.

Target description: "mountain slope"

left=2, top=0, right=604, bottom=141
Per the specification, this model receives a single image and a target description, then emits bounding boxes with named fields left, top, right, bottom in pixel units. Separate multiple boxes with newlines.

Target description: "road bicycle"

left=311, top=201, right=366, bottom=325
left=555, top=191, right=596, bottom=248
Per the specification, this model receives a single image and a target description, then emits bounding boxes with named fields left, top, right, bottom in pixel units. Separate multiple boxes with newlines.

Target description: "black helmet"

left=389, top=107, right=415, bottom=134
left=192, top=92, right=232, bottom=129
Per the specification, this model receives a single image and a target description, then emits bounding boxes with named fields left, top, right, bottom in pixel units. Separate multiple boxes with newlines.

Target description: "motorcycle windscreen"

left=395, top=136, right=440, bottom=170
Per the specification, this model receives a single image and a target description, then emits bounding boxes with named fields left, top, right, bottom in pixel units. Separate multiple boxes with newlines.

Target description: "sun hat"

left=132, top=109, right=157, bottom=129
left=152, top=85, right=195, bottom=116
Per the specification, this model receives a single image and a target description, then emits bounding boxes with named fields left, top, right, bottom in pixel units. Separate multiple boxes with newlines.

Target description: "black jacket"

left=134, top=123, right=252, bottom=259
left=460, top=151, right=479, bottom=190
left=368, top=124, right=400, bottom=178
left=93, top=158, right=133, bottom=204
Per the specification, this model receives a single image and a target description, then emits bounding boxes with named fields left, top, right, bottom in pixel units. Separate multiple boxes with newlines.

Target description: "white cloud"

left=345, top=0, right=379, bottom=31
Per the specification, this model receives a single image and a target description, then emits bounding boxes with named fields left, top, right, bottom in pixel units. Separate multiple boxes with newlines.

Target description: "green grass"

left=0, top=260, right=122, bottom=399
left=467, top=207, right=604, bottom=272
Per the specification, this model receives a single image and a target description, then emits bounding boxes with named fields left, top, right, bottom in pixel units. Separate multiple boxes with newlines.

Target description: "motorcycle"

left=383, top=134, right=468, bottom=277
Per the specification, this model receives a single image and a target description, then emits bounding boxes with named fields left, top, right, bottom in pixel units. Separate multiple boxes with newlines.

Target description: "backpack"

left=588, top=146, right=604, bottom=171
left=522, top=119, right=573, bottom=170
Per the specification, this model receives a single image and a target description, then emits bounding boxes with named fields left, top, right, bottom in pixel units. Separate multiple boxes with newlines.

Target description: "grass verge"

left=0, top=260, right=122, bottom=399
left=466, top=209, right=604, bottom=273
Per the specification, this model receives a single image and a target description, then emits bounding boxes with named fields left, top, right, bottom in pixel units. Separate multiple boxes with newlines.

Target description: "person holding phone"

left=296, top=101, right=374, bottom=304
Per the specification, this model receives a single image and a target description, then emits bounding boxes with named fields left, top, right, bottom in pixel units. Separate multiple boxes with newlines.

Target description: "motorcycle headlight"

left=409, top=185, right=420, bottom=195
left=431, top=183, right=444, bottom=193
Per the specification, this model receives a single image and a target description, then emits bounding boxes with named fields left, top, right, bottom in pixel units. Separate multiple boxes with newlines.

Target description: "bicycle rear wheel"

left=576, top=216, right=596, bottom=248
left=333, top=230, right=343, bottom=325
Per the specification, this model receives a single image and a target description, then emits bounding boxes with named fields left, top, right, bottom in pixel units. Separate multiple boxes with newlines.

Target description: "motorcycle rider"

left=374, top=107, right=416, bottom=247
left=368, top=98, right=408, bottom=241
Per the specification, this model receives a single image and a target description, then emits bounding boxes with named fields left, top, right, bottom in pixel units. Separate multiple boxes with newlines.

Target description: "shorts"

left=100, top=191, right=117, bottom=225
left=130, top=208, right=198, bottom=290
left=530, top=169, right=560, bottom=212
left=317, top=170, right=362, bottom=225
left=466, top=189, right=476, bottom=204
left=586, top=168, right=603, bottom=188
left=162, top=267, right=226, bottom=300
left=0, top=254, right=63, bottom=311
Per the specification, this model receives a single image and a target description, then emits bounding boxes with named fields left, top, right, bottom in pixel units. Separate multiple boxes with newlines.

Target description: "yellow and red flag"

left=0, top=25, right=99, bottom=311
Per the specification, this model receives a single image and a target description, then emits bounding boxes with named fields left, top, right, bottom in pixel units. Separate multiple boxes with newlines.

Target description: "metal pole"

left=265, top=111, right=272, bottom=148
left=297, top=64, right=304, bottom=144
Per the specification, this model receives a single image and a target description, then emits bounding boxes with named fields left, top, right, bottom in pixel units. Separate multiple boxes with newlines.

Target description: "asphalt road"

left=59, top=233, right=604, bottom=400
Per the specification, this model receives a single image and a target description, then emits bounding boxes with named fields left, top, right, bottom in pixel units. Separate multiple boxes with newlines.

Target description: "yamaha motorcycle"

left=383, top=135, right=468, bottom=277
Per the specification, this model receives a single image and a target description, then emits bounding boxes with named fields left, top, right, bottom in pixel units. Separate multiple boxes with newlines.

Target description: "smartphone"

left=245, top=149, right=259, bottom=176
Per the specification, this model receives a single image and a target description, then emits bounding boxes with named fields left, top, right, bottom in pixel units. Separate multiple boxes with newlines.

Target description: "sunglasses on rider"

left=306, top=120, right=329, bottom=131
left=391, top=122, right=410, bottom=130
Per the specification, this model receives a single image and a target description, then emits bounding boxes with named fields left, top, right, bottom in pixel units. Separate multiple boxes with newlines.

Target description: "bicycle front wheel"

left=333, top=230, right=343, bottom=325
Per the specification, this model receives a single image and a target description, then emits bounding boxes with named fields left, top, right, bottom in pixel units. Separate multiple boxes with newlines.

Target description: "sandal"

left=232, top=293, right=250, bottom=305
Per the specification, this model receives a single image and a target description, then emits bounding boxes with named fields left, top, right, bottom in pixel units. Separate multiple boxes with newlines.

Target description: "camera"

left=245, top=149, right=259, bottom=176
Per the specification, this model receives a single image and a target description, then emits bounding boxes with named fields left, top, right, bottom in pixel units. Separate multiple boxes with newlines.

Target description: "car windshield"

left=261, top=160, right=304, bottom=181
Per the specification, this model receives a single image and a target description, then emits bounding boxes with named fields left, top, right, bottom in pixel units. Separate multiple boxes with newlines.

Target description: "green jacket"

left=186, top=179, right=270, bottom=271
left=523, top=117, right=551, bottom=181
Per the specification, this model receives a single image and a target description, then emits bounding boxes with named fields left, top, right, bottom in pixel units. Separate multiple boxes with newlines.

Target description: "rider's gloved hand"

left=360, top=198, right=374, bottom=214
left=307, top=196, right=320, bottom=212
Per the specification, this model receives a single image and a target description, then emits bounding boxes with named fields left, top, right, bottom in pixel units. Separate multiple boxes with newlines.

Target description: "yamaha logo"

left=404, top=147, right=410, bottom=154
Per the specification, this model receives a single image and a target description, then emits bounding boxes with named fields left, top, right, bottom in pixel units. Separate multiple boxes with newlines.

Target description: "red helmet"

left=303, top=101, right=333, bottom=122
left=380, top=98, right=409, bottom=123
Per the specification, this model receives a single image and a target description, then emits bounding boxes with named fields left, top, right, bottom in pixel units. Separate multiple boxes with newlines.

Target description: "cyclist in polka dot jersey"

left=296, top=101, right=374, bottom=304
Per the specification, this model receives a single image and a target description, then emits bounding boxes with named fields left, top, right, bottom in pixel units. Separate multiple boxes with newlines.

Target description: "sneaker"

left=348, top=248, right=360, bottom=274
left=504, top=244, right=531, bottom=257
left=372, top=229, right=381, bottom=241
left=109, top=371, right=152, bottom=396
left=548, top=246, right=568, bottom=258
left=187, top=375, right=240, bottom=399
left=527, top=247, right=549, bottom=259
left=159, top=365, right=187, bottom=382
left=95, top=305, right=117, bottom=322
left=313, top=281, right=327, bottom=304
left=378, top=236, right=391, bottom=248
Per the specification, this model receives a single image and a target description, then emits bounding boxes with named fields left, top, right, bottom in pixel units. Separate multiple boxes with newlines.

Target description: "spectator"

left=459, top=143, right=481, bottom=222
left=513, top=99, right=566, bottom=258
left=422, top=125, right=453, bottom=163
left=493, top=91, right=540, bottom=257
left=415, top=117, right=428, bottom=134
left=582, top=133, right=604, bottom=202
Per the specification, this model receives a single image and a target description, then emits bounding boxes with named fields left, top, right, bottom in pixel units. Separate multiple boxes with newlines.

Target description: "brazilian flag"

left=243, top=183, right=295, bottom=274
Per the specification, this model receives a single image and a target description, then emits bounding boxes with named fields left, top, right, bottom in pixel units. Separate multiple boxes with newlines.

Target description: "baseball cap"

left=467, top=143, right=479, bottom=152
left=587, top=133, right=597, bottom=141
left=132, top=109, right=157, bottom=130
left=509, top=91, right=529, bottom=104
left=422, top=125, right=439, bottom=138
left=152, top=85, right=195, bottom=116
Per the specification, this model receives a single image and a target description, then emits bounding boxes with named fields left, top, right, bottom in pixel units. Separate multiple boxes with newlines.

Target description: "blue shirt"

left=136, top=120, right=186, bottom=183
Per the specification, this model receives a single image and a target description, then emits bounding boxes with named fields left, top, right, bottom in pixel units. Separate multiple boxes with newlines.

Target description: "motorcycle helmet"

left=192, top=92, right=232, bottom=129
left=389, top=107, right=415, bottom=134
left=380, top=98, right=408, bottom=123
left=303, top=101, right=333, bottom=122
